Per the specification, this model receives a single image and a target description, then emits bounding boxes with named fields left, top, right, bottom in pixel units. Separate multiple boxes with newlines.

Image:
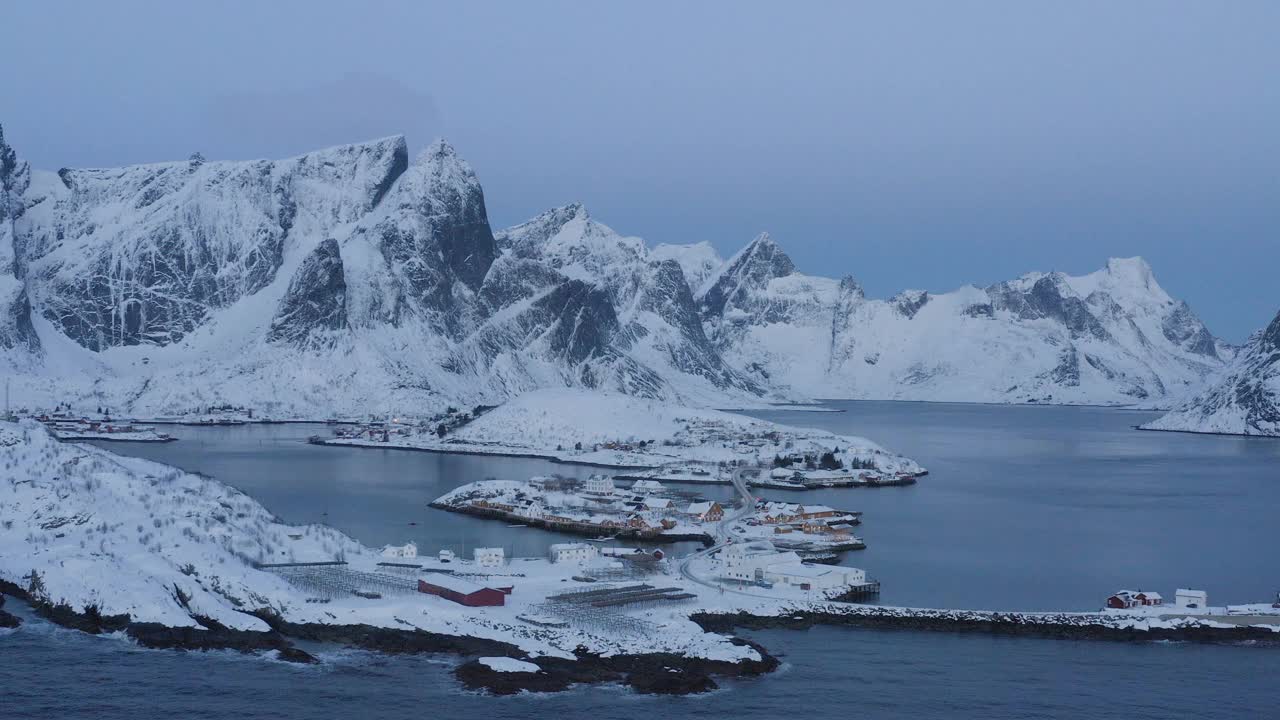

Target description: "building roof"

left=725, top=540, right=776, bottom=554
left=767, top=562, right=834, bottom=579
left=799, top=505, right=836, bottom=515
left=643, top=497, right=672, bottom=509
left=686, top=501, right=719, bottom=515
left=420, top=572, right=489, bottom=595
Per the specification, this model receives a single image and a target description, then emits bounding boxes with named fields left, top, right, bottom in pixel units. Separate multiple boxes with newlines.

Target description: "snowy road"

left=678, top=466, right=762, bottom=596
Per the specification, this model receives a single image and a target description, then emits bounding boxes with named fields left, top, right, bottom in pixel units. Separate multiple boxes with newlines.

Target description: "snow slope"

left=0, top=420, right=359, bottom=630
left=697, top=234, right=1230, bottom=406
left=1143, top=307, right=1280, bottom=436
left=440, top=388, right=923, bottom=474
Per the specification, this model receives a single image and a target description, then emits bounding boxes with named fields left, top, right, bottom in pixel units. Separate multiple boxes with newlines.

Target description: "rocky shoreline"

left=0, top=578, right=318, bottom=662
left=0, top=593, right=22, bottom=629
left=314, top=438, right=660, bottom=470
left=0, top=584, right=776, bottom=695
left=428, top=501, right=715, bottom=546
left=5, top=578, right=1278, bottom=697
left=454, top=639, right=779, bottom=695
left=690, top=608, right=1280, bottom=645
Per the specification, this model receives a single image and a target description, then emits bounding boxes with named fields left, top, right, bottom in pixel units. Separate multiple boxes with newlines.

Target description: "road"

left=678, top=465, right=760, bottom=593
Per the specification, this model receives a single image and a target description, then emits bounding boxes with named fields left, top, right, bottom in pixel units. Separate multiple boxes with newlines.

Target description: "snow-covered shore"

left=318, top=389, right=926, bottom=480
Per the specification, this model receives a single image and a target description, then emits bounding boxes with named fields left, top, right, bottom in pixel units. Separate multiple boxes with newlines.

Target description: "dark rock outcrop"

left=0, top=592, right=21, bottom=628
left=268, top=238, right=347, bottom=347
left=988, top=274, right=1110, bottom=341
left=21, top=135, right=408, bottom=351
left=0, top=124, right=40, bottom=353
left=1147, top=307, right=1280, bottom=436
left=699, top=232, right=794, bottom=319
left=891, top=289, right=930, bottom=319
left=454, top=641, right=778, bottom=696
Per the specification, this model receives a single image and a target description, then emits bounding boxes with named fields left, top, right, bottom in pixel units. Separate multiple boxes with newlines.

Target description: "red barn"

left=418, top=573, right=507, bottom=607
left=1106, top=590, right=1139, bottom=609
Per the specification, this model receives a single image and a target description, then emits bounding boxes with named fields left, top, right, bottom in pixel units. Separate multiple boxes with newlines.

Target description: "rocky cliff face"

left=0, top=125, right=39, bottom=354
left=494, top=204, right=764, bottom=399
left=17, top=135, right=409, bottom=351
left=0, top=129, right=773, bottom=415
left=268, top=238, right=348, bottom=348
left=696, top=240, right=1229, bottom=406
left=1144, top=309, right=1280, bottom=436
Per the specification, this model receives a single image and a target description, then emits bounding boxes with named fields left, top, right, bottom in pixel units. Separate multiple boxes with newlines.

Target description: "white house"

left=720, top=540, right=866, bottom=590
left=438, top=549, right=456, bottom=563
left=381, top=541, right=418, bottom=559
left=583, top=475, right=616, bottom=495
left=767, top=562, right=866, bottom=590
left=1176, top=589, right=1208, bottom=609
left=721, top=541, right=802, bottom=583
left=549, top=542, right=599, bottom=564
left=630, top=479, right=665, bottom=494
left=474, top=547, right=505, bottom=568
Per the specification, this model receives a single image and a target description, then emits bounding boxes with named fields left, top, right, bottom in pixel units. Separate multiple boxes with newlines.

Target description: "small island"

left=314, top=389, right=926, bottom=489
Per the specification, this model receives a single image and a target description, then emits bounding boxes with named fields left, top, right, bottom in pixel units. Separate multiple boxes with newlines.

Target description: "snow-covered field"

left=322, top=388, right=924, bottom=477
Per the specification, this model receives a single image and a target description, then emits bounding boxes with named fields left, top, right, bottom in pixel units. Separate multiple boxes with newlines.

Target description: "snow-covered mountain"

left=0, top=123, right=1235, bottom=415
left=0, top=126, right=774, bottom=417
left=694, top=233, right=1230, bottom=405
left=1143, top=308, right=1280, bottom=436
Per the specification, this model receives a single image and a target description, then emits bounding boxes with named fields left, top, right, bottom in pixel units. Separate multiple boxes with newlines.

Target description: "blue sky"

left=5, top=1, right=1277, bottom=341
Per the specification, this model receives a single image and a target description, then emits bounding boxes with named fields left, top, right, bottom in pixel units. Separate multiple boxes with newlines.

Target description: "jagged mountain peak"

left=410, top=137, right=480, bottom=184
left=293, top=134, right=407, bottom=160
left=1146, top=305, right=1280, bottom=436
left=417, top=137, right=478, bottom=174
left=1261, top=307, right=1280, bottom=353
left=697, top=231, right=795, bottom=317
left=497, top=203, right=645, bottom=281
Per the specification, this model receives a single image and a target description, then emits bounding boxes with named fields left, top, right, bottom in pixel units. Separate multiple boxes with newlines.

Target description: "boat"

left=506, top=523, right=528, bottom=528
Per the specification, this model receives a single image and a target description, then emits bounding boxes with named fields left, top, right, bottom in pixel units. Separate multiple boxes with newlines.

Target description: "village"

left=30, top=413, right=175, bottom=443
left=431, top=474, right=869, bottom=558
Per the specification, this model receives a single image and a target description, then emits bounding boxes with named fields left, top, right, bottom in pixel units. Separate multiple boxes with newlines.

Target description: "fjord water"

left=4, top=402, right=1279, bottom=718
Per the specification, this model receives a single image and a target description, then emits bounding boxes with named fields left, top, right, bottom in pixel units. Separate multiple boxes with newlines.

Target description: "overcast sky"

left=5, top=1, right=1277, bottom=341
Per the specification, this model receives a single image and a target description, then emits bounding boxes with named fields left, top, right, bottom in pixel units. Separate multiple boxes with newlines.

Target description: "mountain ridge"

left=1143, top=308, right=1280, bottom=436
left=0, top=125, right=1236, bottom=416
